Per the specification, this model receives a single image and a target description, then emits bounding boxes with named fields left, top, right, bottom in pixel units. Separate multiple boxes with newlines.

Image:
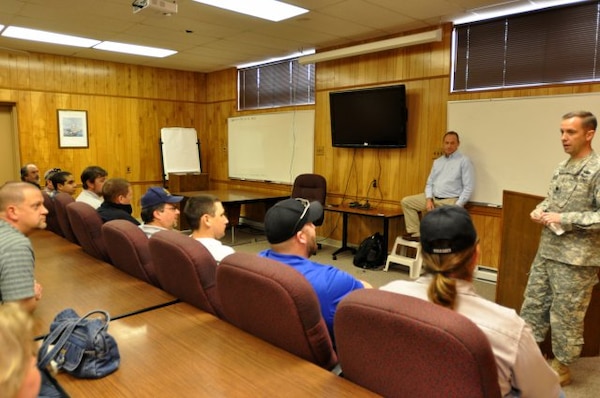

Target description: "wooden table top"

left=30, top=230, right=177, bottom=338
left=324, top=203, right=403, bottom=218
left=56, top=303, right=379, bottom=397
left=174, top=188, right=289, bottom=204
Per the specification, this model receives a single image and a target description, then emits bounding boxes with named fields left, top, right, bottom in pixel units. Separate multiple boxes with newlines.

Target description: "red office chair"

left=334, top=290, right=501, bottom=398
left=292, top=174, right=327, bottom=249
left=54, top=193, right=78, bottom=244
left=66, top=202, right=111, bottom=263
left=102, top=220, right=160, bottom=287
left=217, top=252, right=338, bottom=370
left=148, top=230, right=222, bottom=317
left=291, top=174, right=327, bottom=226
left=42, top=191, right=63, bottom=237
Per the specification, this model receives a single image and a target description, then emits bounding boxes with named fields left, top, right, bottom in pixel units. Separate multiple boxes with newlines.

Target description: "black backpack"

left=353, top=232, right=386, bottom=269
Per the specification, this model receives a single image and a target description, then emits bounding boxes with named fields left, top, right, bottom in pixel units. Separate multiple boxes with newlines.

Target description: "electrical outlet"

left=126, top=166, right=132, bottom=174
left=372, top=179, right=377, bottom=188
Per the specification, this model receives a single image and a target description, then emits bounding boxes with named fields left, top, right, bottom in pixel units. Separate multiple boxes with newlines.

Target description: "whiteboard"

left=228, top=110, right=314, bottom=184
left=160, top=127, right=201, bottom=180
left=448, top=93, right=600, bottom=206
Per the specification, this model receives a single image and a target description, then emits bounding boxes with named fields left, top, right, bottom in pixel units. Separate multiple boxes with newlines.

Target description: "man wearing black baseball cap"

left=260, top=197, right=371, bottom=340
left=381, top=206, right=561, bottom=397
left=139, top=187, right=183, bottom=237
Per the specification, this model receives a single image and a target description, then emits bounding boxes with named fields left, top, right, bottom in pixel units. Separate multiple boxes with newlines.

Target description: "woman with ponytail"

left=381, top=206, right=562, bottom=398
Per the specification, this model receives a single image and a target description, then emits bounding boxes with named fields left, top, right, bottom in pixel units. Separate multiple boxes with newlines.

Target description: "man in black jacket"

left=97, top=178, right=139, bottom=225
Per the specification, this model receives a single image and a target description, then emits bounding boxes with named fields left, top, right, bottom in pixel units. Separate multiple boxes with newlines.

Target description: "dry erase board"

left=160, top=127, right=201, bottom=180
left=448, top=93, right=600, bottom=206
left=228, top=110, right=314, bottom=184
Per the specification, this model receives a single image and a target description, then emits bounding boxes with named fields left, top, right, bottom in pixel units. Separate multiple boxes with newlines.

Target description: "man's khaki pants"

left=400, top=193, right=458, bottom=236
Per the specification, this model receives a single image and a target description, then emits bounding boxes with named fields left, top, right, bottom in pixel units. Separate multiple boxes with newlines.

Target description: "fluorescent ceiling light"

left=1, top=26, right=100, bottom=47
left=238, top=49, right=315, bottom=68
left=193, top=0, right=308, bottom=22
left=454, top=0, right=587, bottom=24
left=93, top=41, right=176, bottom=58
left=298, top=29, right=442, bottom=65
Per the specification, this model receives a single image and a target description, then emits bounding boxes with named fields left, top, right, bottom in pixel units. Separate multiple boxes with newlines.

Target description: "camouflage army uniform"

left=521, top=151, right=600, bottom=365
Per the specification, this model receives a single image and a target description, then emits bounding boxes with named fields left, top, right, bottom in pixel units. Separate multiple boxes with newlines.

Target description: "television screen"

left=329, top=85, right=408, bottom=148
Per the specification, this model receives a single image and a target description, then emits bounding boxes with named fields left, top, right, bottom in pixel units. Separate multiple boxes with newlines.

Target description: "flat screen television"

left=329, top=84, right=408, bottom=148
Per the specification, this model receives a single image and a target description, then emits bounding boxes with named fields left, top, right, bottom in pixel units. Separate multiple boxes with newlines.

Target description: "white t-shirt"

left=139, top=224, right=167, bottom=238
left=194, top=237, right=234, bottom=262
left=76, top=190, right=103, bottom=209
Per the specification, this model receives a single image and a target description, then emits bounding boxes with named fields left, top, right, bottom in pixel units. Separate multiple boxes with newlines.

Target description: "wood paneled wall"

left=0, top=52, right=206, bottom=215
left=203, top=25, right=458, bottom=262
left=201, top=23, right=600, bottom=270
left=6, top=23, right=600, bottom=270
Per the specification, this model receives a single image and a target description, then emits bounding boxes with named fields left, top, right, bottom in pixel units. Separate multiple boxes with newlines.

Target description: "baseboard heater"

left=475, top=265, right=497, bottom=284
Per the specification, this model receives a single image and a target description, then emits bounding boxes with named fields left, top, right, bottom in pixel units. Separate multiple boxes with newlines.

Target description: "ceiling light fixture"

left=1, top=26, right=100, bottom=47
left=454, top=0, right=587, bottom=24
left=192, top=0, right=308, bottom=22
left=93, top=41, right=177, bottom=58
left=298, top=29, right=442, bottom=65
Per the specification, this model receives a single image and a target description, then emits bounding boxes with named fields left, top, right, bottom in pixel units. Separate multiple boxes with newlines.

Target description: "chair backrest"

left=42, top=191, right=63, bottom=237
left=148, top=230, right=222, bottom=316
left=66, top=202, right=111, bottom=262
left=334, top=290, right=501, bottom=398
left=54, top=193, right=78, bottom=244
left=102, top=220, right=159, bottom=287
left=291, top=173, right=327, bottom=226
left=217, top=252, right=338, bottom=370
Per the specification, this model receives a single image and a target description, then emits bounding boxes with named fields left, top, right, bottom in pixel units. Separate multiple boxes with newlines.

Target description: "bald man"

left=0, top=182, right=47, bottom=313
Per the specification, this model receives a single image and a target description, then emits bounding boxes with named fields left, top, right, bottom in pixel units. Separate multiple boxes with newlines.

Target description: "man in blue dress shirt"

left=401, top=131, right=474, bottom=241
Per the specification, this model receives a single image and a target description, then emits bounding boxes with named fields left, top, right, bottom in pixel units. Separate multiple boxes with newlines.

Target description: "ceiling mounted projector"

left=132, top=0, right=178, bottom=15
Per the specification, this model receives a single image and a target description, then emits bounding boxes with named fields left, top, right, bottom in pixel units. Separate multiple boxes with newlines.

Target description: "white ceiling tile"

left=0, top=0, right=565, bottom=72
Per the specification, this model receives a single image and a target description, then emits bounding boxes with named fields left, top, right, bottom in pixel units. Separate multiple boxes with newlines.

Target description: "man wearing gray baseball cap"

left=260, top=197, right=371, bottom=340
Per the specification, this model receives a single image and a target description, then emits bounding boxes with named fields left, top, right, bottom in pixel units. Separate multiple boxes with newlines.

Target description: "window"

left=238, top=58, right=315, bottom=110
left=452, top=1, right=600, bottom=92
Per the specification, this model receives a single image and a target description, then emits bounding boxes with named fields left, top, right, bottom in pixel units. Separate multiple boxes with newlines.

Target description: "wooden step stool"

left=384, top=237, right=423, bottom=279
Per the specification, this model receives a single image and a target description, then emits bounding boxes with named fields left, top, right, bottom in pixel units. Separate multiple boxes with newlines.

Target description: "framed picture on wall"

left=57, top=109, right=88, bottom=148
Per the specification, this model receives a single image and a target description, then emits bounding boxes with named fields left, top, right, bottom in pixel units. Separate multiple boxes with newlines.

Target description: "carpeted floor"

left=226, top=226, right=599, bottom=397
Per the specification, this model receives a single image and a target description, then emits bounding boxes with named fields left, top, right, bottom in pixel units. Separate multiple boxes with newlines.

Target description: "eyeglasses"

left=291, top=198, right=311, bottom=233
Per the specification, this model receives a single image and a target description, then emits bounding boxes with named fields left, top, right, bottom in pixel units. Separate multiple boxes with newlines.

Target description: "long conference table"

left=31, top=229, right=378, bottom=396
left=56, top=303, right=378, bottom=397
left=30, top=230, right=177, bottom=338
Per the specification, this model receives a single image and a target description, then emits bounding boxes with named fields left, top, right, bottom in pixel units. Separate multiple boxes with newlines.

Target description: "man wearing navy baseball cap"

left=260, top=197, right=371, bottom=340
left=139, top=187, right=183, bottom=237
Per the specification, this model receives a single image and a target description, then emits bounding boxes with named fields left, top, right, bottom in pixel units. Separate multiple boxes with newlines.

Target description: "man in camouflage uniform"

left=521, top=110, right=600, bottom=386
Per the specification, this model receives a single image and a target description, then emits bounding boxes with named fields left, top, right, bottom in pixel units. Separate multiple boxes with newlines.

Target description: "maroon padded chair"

left=217, top=252, right=338, bottom=370
left=53, top=193, right=78, bottom=244
left=42, top=191, right=63, bottom=237
left=291, top=173, right=327, bottom=226
left=148, top=230, right=222, bottom=317
left=66, top=202, right=110, bottom=263
left=334, top=290, right=501, bottom=398
left=102, top=220, right=160, bottom=287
